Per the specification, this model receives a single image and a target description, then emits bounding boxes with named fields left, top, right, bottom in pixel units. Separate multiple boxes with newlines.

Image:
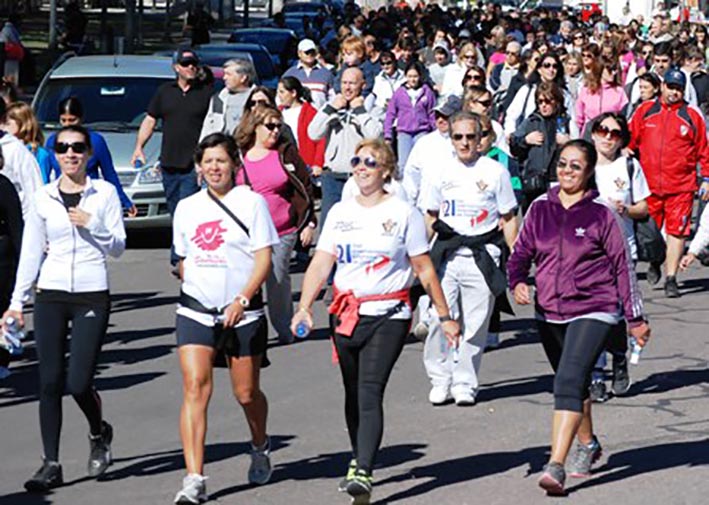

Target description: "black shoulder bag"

left=207, top=189, right=249, bottom=236
left=626, top=157, right=666, bottom=264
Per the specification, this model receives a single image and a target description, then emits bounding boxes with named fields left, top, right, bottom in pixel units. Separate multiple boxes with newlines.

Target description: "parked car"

left=33, top=55, right=177, bottom=230
left=227, top=28, right=298, bottom=74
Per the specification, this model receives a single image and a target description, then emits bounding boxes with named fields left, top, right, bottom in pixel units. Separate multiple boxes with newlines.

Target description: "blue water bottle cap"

left=134, top=160, right=143, bottom=169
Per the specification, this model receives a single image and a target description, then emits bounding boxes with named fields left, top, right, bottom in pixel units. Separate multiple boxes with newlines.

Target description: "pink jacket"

left=575, top=83, right=629, bottom=133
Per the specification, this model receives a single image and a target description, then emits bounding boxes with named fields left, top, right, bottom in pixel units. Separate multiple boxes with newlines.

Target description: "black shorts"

left=176, top=315, right=268, bottom=358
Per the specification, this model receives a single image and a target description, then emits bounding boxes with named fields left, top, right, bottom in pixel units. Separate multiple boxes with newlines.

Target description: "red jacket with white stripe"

left=628, top=98, right=709, bottom=196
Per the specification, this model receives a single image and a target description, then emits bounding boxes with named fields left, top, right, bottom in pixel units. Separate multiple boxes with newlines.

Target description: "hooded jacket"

left=307, top=101, right=383, bottom=175
left=510, top=111, right=571, bottom=180
left=507, top=187, right=646, bottom=327
left=0, top=132, right=43, bottom=218
left=628, top=98, right=709, bottom=195
left=384, top=84, right=436, bottom=138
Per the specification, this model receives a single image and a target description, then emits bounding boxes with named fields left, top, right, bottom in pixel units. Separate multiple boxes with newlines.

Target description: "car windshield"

left=34, top=77, right=172, bottom=130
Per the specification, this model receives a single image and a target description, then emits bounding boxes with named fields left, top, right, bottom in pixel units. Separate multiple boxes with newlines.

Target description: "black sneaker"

left=88, top=421, right=113, bottom=477
left=346, top=469, right=373, bottom=504
left=589, top=380, right=608, bottom=403
left=612, top=357, right=631, bottom=396
left=24, top=460, right=63, bottom=492
left=646, top=262, right=662, bottom=286
left=664, top=276, right=681, bottom=298
left=538, top=462, right=565, bottom=496
left=338, top=459, right=357, bottom=492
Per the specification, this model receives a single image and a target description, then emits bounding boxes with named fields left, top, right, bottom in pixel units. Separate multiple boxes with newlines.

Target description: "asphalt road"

left=1, top=242, right=709, bottom=505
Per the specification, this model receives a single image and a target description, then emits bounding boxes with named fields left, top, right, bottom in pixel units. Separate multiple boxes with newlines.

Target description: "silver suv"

left=33, top=54, right=175, bottom=229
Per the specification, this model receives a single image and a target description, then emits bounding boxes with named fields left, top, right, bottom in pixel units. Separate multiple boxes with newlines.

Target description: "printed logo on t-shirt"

left=381, top=219, right=396, bottom=236
left=470, top=209, right=489, bottom=227
left=614, top=178, right=627, bottom=190
left=476, top=180, right=488, bottom=192
left=365, top=255, right=391, bottom=274
left=333, top=220, right=360, bottom=233
left=680, top=124, right=689, bottom=137
left=192, top=220, right=228, bottom=251
left=575, top=227, right=586, bottom=238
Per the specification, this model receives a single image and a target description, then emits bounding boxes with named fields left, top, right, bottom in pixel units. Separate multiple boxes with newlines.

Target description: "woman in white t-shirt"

left=172, top=133, right=280, bottom=504
left=589, top=112, right=650, bottom=401
left=291, top=139, right=459, bottom=504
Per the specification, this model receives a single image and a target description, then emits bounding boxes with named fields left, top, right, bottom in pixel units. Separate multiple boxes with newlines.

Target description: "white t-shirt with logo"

left=173, top=187, right=280, bottom=327
left=317, top=196, right=429, bottom=319
left=420, top=156, right=517, bottom=259
left=594, top=156, right=651, bottom=260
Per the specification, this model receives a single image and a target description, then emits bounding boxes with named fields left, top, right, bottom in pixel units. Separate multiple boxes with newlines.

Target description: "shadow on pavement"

left=99, top=435, right=296, bottom=482
left=110, top=292, right=179, bottom=314
left=373, top=445, right=548, bottom=503
left=625, top=367, right=709, bottom=397
left=105, top=326, right=175, bottom=345
left=0, top=490, right=53, bottom=505
left=678, top=277, right=709, bottom=296
left=210, top=443, right=427, bottom=501
left=567, top=438, right=709, bottom=494
left=477, top=373, right=554, bottom=404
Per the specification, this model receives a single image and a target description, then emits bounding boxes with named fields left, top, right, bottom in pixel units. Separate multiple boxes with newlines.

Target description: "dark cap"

left=434, top=95, right=462, bottom=117
left=173, top=48, right=200, bottom=66
left=664, top=68, right=686, bottom=88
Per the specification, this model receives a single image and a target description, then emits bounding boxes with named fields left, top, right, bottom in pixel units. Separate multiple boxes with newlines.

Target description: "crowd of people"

left=2, top=1, right=709, bottom=503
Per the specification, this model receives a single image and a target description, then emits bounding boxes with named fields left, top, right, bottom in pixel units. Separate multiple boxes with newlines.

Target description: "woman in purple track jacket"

left=507, top=139, right=651, bottom=496
left=383, top=61, right=436, bottom=177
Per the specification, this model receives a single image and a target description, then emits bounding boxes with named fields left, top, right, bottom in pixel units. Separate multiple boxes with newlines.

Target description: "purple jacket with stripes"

left=507, top=186, right=646, bottom=328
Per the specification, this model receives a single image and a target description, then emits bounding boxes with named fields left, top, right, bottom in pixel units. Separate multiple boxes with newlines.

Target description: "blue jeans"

left=162, top=168, right=199, bottom=265
left=320, top=171, right=348, bottom=231
left=396, top=131, right=426, bottom=178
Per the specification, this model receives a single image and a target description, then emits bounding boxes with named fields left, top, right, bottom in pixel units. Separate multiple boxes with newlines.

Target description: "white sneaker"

left=486, top=332, right=500, bottom=350
left=248, top=437, right=273, bottom=485
left=412, top=321, right=429, bottom=341
left=452, top=389, right=476, bottom=406
left=174, top=474, right=208, bottom=504
left=428, top=386, right=452, bottom=405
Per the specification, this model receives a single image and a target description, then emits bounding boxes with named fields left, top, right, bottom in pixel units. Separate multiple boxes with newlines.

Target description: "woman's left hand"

left=222, top=301, right=245, bottom=328
left=441, top=320, right=461, bottom=347
left=67, top=207, right=92, bottom=228
left=300, top=226, right=315, bottom=247
left=555, top=132, right=570, bottom=145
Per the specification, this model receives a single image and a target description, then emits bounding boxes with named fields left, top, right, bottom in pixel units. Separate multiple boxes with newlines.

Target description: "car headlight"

left=138, top=163, right=162, bottom=185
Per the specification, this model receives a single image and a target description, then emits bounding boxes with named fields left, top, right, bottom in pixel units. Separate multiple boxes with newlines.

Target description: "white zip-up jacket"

left=689, top=204, right=709, bottom=256
left=10, top=177, right=126, bottom=311
left=0, top=132, right=43, bottom=218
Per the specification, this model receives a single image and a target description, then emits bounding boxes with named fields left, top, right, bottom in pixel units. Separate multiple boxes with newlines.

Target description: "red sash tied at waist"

left=327, top=286, right=411, bottom=337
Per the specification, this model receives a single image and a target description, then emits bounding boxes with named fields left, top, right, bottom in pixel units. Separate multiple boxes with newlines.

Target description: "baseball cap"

left=433, top=40, right=450, bottom=56
left=173, top=48, right=199, bottom=66
left=434, top=95, right=462, bottom=117
left=664, top=68, right=687, bottom=88
left=298, top=39, right=317, bottom=52
left=458, top=29, right=472, bottom=39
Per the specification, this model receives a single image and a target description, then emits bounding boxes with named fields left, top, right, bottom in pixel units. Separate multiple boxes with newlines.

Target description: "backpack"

left=626, top=156, right=666, bottom=264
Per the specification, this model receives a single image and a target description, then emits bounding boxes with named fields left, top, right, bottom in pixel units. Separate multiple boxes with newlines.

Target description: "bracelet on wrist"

left=298, top=306, right=312, bottom=315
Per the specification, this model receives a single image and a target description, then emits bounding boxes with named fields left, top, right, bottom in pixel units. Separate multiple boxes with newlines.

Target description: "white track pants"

left=423, top=254, right=494, bottom=397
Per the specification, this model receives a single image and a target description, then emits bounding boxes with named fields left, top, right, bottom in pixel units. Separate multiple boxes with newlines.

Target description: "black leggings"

left=34, top=291, right=110, bottom=461
left=537, top=318, right=613, bottom=413
left=333, top=317, right=409, bottom=474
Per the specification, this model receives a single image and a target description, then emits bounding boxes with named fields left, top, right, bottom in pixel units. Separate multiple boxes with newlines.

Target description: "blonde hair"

left=6, top=102, right=44, bottom=151
left=457, top=42, right=477, bottom=65
left=234, top=104, right=282, bottom=151
left=477, top=113, right=498, bottom=147
left=341, top=35, right=366, bottom=59
left=354, top=138, right=397, bottom=183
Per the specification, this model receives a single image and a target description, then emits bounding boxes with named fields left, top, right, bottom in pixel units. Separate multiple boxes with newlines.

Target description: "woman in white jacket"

left=2, top=125, right=126, bottom=492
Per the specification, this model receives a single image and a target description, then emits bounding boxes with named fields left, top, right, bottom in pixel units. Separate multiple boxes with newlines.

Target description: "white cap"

left=298, top=39, right=317, bottom=52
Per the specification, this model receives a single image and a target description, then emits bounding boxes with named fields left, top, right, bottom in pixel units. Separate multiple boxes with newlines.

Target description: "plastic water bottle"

left=294, top=321, right=311, bottom=339
left=134, top=159, right=143, bottom=169
left=452, top=342, right=460, bottom=364
left=1, top=317, right=25, bottom=356
left=629, top=337, right=643, bottom=365
left=556, top=117, right=567, bottom=135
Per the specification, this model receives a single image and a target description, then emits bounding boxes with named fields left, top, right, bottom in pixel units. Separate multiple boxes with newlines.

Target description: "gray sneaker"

left=248, top=437, right=273, bottom=485
left=174, top=474, right=208, bottom=504
left=568, top=436, right=602, bottom=478
left=538, top=462, right=565, bottom=496
left=338, top=459, right=357, bottom=492
left=612, top=358, right=631, bottom=396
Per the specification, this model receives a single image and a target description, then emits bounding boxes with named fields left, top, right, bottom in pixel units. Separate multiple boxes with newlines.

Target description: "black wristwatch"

left=439, top=315, right=453, bottom=323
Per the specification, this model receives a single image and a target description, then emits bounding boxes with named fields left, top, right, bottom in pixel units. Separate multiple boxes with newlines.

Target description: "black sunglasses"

left=55, top=141, right=88, bottom=154
left=350, top=155, right=378, bottom=169
left=262, top=122, right=282, bottom=131
left=304, top=49, right=317, bottom=56
left=249, top=99, right=270, bottom=107
left=381, top=60, right=395, bottom=66
left=541, top=62, right=557, bottom=69
left=178, top=60, right=198, bottom=68
left=451, top=133, right=478, bottom=141
left=476, top=99, right=493, bottom=108
left=592, top=124, right=623, bottom=141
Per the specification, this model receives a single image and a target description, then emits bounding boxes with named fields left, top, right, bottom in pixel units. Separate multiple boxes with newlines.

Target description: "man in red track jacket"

left=629, top=68, right=709, bottom=298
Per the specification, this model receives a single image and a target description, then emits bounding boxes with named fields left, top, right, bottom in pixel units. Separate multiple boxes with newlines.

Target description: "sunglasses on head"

left=249, top=99, right=270, bottom=107
left=451, top=132, right=478, bottom=141
left=592, top=124, right=623, bottom=141
left=55, top=141, right=88, bottom=154
left=350, top=155, right=378, bottom=169
left=262, top=122, right=282, bottom=131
